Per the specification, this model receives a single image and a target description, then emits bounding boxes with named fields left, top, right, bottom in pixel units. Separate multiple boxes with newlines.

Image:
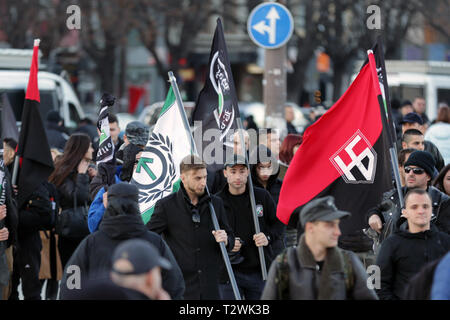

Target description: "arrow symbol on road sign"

left=136, top=157, right=156, bottom=180
left=252, top=6, right=280, bottom=44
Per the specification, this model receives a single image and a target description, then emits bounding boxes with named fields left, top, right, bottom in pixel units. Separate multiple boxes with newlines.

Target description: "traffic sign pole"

left=247, top=1, right=293, bottom=134
left=263, top=44, right=287, bottom=131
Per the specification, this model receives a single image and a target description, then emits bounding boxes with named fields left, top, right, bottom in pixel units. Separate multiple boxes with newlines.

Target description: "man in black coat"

left=216, top=155, right=284, bottom=300
left=59, top=183, right=185, bottom=300
left=376, top=188, right=450, bottom=300
left=148, top=155, right=234, bottom=300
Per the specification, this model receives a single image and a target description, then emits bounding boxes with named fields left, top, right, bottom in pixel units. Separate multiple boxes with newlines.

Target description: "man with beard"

left=147, top=155, right=234, bottom=300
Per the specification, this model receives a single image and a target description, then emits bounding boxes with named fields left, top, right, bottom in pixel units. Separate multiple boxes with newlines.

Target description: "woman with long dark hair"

left=433, top=164, right=450, bottom=196
left=48, top=133, right=93, bottom=268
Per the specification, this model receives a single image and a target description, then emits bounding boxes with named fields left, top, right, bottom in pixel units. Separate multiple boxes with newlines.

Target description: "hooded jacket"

left=59, top=213, right=185, bottom=300
left=376, top=222, right=450, bottom=300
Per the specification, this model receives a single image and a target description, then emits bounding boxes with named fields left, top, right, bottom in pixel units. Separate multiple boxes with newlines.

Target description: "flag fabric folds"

left=16, top=39, right=54, bottom=208
left=131, top=86, right=192, bottom=224
left=1, top=93, right=19, bottom=142
left=96, top=94, right=115, bottom=164
left=191, top=18, right=241, bottom=172
left=277, top=49, right=393, bottom=236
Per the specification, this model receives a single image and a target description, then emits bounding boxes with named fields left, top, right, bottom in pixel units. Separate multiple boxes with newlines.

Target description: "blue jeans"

left=220, top=271, right=265, bottom=300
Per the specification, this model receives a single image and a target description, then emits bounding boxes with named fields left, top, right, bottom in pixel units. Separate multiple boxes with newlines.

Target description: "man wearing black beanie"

left=367, top=151, right=450, bottom=250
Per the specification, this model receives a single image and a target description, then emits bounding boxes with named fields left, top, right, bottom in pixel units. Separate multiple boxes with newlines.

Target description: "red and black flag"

left=365, top=36, right=397, bottom=146
left=16, top=39, right=54, bottom=208
left=277, top=49, right=393, bottom=237
left=191, top=18, right=240, bottom=172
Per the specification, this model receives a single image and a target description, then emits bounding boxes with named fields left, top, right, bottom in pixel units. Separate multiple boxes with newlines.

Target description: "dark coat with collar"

left=261, top=235, right=378, bottom=300
left=147, top=183, right=235, bottom=300
left=59, top=213, right=185, bottom=300
left=376, top=223, right=450, bottom=300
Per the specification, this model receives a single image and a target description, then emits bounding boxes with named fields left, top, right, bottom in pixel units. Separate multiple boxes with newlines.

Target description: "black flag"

left=1, top=93, right=19, bottom=142
left=16, top=39, right=54, bottom=208
left=191, top=18, right=241, bottom=172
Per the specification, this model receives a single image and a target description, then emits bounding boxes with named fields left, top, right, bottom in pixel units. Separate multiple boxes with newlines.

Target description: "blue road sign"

left=247, top=2, right=294, bottom=49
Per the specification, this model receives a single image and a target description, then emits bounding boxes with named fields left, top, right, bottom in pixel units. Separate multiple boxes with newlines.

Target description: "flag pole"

left=168, top=71, right=242, bottom=300
left=235, top=119, right=268, bottom=280
left=367, top=48, right=404, bottom=209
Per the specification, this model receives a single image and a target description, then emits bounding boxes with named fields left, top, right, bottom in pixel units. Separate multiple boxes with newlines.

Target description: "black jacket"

left=2, top=166, right=18, bottom=248
left=216, top=184, right=285, bottom=276
left=376, top=224, right=450, bottom=300
left=45, top=121, right=68, bottom=151
left=147, top=183, right=235, bottom=300
left=17, top=181, right=57, bottom=234
left=58, top=172, right=90, bottom=211
left=59, top=213, right=185, bottom=300
left=367, top=186, right=450, bottom=240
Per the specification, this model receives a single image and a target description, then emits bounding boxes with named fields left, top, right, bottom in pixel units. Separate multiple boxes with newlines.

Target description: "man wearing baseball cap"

left=110, top=239, right=172, bottom=300
left=216, top=154, right=284, bottom=300
left=262, top=196, right=377, bottom=300
left=367, top=151, right=450, bottom=246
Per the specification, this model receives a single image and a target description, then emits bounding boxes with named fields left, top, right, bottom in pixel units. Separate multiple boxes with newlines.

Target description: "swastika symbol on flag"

left=330, top=130, right=377, bottom=184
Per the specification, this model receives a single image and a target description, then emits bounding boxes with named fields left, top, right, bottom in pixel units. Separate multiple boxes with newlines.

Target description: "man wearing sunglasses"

left=148, top=155, right=235, bottom=300
left=367, top=151, right=450, bottom=251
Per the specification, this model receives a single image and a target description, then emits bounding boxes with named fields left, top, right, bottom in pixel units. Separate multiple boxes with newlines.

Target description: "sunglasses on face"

left=404, top=166, right=425, bottom=175
left=192, top=208, right=200, bottom=224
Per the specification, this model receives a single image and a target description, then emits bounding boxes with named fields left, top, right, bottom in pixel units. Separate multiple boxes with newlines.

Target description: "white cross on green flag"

left=131, top=85, right=192, bottom=224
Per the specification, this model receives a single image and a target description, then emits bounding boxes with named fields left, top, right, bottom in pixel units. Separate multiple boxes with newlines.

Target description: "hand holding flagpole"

left=168, top=71, right=242, bottom=300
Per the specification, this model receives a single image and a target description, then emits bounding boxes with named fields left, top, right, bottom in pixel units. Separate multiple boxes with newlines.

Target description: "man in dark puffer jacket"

left=59, top=183, right=185, bottom=300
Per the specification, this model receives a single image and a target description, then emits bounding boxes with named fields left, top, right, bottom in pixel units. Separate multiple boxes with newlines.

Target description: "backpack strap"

left=275, top=247, right=292, bottom=300
left=341, top=250, right=354, bottom=298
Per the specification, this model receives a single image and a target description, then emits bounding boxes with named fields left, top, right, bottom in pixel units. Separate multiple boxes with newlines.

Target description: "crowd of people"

left=0, top=96, right=449, bottom=301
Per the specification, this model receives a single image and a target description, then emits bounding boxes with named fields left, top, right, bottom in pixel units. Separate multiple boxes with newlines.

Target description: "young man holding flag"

left=147, top=155, right=234, bottom=300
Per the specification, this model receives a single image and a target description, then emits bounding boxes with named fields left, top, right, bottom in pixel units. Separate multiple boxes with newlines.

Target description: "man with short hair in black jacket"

left=376, top=188, right=450, bottom=300
left=148, top=155, right=234, bottom=300
left=59, top=183, right=185, bottom=300
left=216, top=155, right=284, bottom=300
left=367, top=151, right=450, bottom=250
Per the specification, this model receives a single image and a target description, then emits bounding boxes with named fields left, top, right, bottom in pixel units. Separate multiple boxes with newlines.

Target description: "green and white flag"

left=131, top=86, right=192, bottom=224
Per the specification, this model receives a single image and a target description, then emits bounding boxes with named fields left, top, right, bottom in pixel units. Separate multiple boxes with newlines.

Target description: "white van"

left=0, top=48, right=85, bottom=131
left=384, top=60, right=450, bottom=121
left=353, top=60, right=450, bottom=121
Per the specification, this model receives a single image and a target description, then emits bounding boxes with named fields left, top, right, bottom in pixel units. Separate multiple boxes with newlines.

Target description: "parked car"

left=0, top=48, right=84, bottom=134
left=238, top=102, right=324, bottom=133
